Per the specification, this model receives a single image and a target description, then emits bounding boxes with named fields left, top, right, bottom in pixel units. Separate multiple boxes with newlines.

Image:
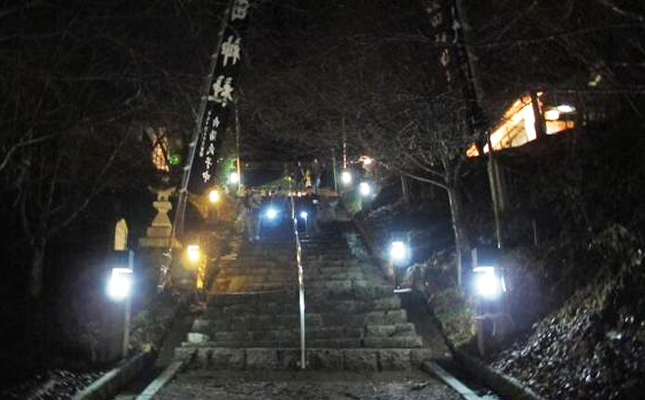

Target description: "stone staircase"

left=175, top=220, right=431, bottom=370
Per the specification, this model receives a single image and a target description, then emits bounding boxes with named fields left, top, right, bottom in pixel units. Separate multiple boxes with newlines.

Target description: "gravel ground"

left=153, top=370, right=463, bottom=400
left=0, top=368, right=106, bottom=400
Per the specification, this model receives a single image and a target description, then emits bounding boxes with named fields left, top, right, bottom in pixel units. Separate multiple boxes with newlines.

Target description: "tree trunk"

left=29, top=238, right=47, bottom=298
left=446, top=183, right=470, bottom=287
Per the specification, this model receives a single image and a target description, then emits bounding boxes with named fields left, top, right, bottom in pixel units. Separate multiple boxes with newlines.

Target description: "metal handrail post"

left=289, top=193, right=306, bottom=369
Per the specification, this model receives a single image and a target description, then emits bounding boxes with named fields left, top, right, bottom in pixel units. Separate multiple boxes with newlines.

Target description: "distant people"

left=311, top=158, right=321, bottom=195
left=242, top=188, right=262, bottom=241
left=293, top=161, right=305, bottom=191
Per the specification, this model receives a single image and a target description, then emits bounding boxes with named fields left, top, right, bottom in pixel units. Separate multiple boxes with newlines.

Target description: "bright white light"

left=107, top=267, right=133, bottom=301
left=360, top=156, right=373, bottom=165
left=299, top=211, right=308, bottom=219
left=229, top=171, right=240, bottom=184
left=389, top=241, right=408, bottom=264
left=556, top=104, right=575, bottom=113
left=266, top=208, right=278, bottom=220
left=359, top=182, right=371, bottom=196
left=208, top=189, right=220, bottom=203
left=544, top=109, right=560, bottom=121
left=187, top=244, right=201, bottom=263
left=341, top=170, right=352, bottom=185
left=473, top=266, right=501, bottom=299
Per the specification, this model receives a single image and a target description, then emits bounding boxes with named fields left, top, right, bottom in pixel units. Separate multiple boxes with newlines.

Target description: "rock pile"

left=491, top=232, right=645, bottom=400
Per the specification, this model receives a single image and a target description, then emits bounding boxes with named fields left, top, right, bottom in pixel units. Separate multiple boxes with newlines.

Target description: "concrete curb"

left=134, top=360, right=184, bottom=400
left=454, top=350, right=550, bottom=400
left=72, top=351, right=155, bottom=400
left=421, top=361, right=481, bottom=400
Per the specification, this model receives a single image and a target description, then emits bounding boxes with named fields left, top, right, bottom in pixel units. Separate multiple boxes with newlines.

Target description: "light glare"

left=473, top=266, right=501, bottom=299
left=266, top=208, right=278, bottom=220
left=187, top=244, right=201, bottom=263
left=556, top=104, right=575, bottom=113
left=359, top=182, right=371, bottom=196
left=229, top=171, right=240, bottom=184
left=107, top=268, right=133, bottom=301
left=389, top=241, right=408, bottom=263
left=208, top=189, right=220, bottom=203
left=341, top=170, right=352, bottom=185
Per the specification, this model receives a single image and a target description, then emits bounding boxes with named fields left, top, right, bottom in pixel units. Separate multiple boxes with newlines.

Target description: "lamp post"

left=359, top=181, right=372, bottom=197
left=299, top=210, right=309, bottom=236
left=208, top=189, right=221, bottom=204
left=340, top=170, right=352, bottom=186
left=106, top=250, right=134, bottom=359
left=471, top=247, right=508, bottom=356
left=185, top=244, right=205, bottom=290
left=389, top=239, right=411, bottom=293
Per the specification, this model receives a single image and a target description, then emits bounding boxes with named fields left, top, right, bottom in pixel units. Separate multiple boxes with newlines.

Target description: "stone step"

left=198, top=309, right=409, bottom=329
left=203, top=323, right=416, bottom=343
left=205, top=295, right=402, bottom=319
left=206, top=290, right=296, bottom=307
left=307, top=297, right=402, bottom=313
left=307, top=283, right=395, bottom=301
left=190, top=336, right=422, bottom=349
left=197, top=313, right=322, bottom=331
left=212, top=273, right=375, bottom=285
left=175, top=347, right=432, bottom=371
left=212, top=282, right=296, bottom=293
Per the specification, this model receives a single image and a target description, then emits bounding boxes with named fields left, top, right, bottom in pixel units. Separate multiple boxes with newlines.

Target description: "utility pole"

left=453, top=0, right=504, bottom=249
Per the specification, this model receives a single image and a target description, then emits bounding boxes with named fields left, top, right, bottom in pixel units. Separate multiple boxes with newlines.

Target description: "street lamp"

left=186, top=244, right=201, bottom=263
left=107, top=267, right=133, bottom=301
left=208, top=189, right=221, bottom=204
left=299, top=210, right=309, bottom=235
left=359, top=181, right=372, bottom=196
left=106, top=250, right=134, bottom=359
left=340, top=170, right=352, bottom=185
left=229, top=171, right=240, bottom=184
left=473, top=266, right=503, bottom=299
left=389, top=240, right=409, bottom=265
left=389, top=240, right=411, bottom=293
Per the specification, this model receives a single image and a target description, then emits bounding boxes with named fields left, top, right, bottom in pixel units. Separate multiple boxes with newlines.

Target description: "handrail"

left=289, top=193, right=306, bottom=369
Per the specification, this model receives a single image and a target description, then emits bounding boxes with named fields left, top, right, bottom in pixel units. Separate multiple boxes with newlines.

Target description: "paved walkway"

left=153, top=370, right=462, bottom=400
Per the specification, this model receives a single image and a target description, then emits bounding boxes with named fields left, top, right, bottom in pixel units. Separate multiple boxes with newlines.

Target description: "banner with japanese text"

left=188, top=0, right=250, bottom=194
left=424, top=0, right=456, bottom=89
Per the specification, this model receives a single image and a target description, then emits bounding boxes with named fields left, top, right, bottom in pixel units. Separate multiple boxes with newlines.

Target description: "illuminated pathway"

left=154, top=208, right=468, bottom=399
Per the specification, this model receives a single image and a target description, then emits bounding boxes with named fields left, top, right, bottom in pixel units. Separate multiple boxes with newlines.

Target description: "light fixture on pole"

left=473, top=266, right=504, bottom=299
left=359, top=181, right=372, bottom=196
left=389, top=240, right=409, bottom=266
left=186, top=244, right=201, bottom=263
left=389, top=240, right=411, bottom=293
left=106, top=250, right=134, bottom=359
left=208, top=189, right=221, bottom=204
left=299, top=210, right=309, bottom=235
left=340, top=170, right=352, bottom=185
left=229, top=171, right=240, bottom=184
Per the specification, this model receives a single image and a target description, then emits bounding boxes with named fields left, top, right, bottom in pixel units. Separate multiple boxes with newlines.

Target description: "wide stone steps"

left=198, top=322, right=419, bottom=342
left=194, top=314, right=414, bottom=335
left=178, top=220, right=430, bottom=371
left=175, top=346, right=432, bottom=371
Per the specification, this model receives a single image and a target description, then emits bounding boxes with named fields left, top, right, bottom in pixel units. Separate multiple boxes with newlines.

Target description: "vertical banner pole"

left=174, top=0, right=236, bottom=239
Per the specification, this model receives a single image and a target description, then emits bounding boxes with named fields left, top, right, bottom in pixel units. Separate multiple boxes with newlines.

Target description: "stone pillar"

left=138, top=188, right=182, bottom=294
